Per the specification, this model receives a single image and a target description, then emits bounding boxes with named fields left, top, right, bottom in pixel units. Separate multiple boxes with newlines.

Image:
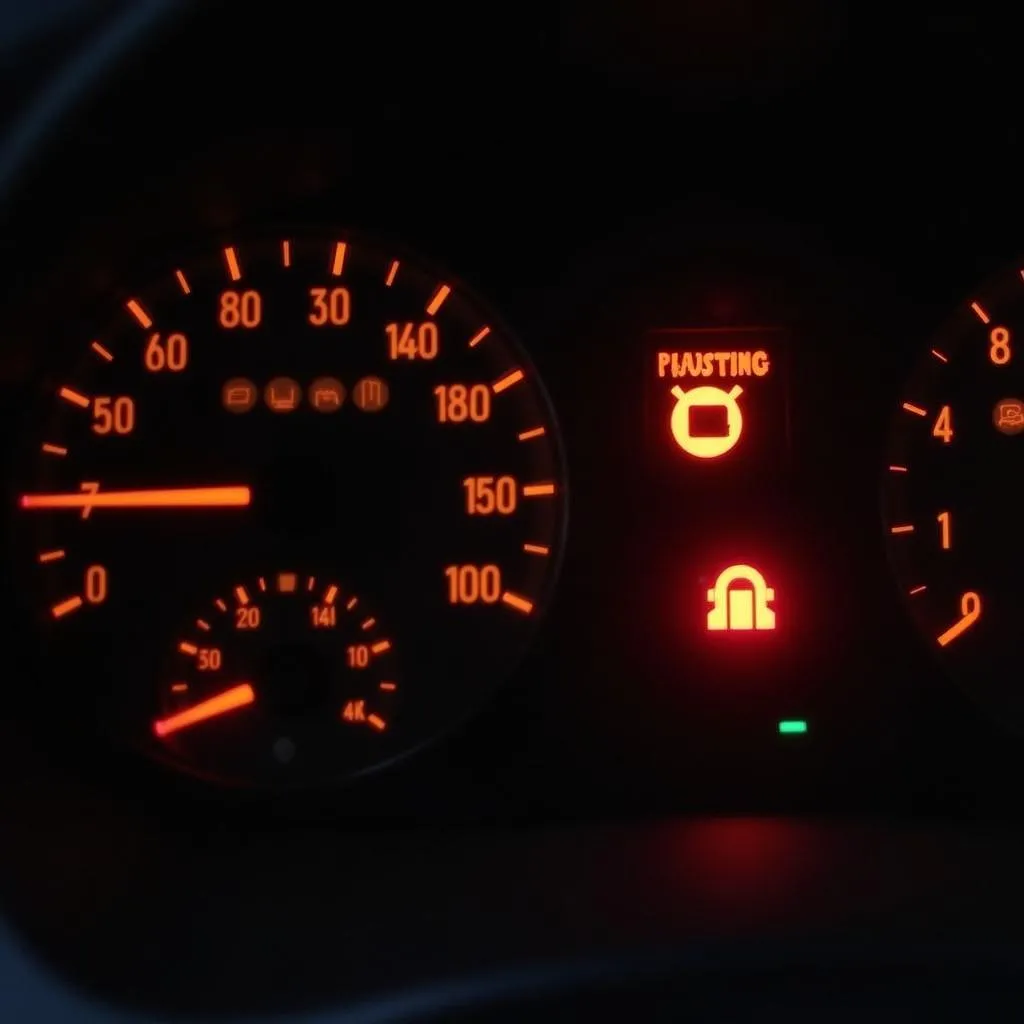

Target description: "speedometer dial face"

left=14, top=231, right=566, bottom=787
left=883, top=261, right=1024, bottom=729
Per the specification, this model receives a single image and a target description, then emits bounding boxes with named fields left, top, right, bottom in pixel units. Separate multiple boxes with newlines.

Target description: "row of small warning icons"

left=221, top=376, right=390, bottom=414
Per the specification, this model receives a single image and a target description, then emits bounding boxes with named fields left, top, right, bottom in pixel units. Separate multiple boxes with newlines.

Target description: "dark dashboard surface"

left=3, top=2, right=1024, bottom=1019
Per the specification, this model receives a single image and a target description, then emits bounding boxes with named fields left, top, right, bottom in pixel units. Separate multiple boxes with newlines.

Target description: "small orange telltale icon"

left=265, top=377, right=301, bottom=413
left=309, top=377, right=345, bottom=412
left=222, top=378, right=257, bottom=413
left=353, top=376, right=390, bottom=412
left=993, top=397, right=1024, bottom=435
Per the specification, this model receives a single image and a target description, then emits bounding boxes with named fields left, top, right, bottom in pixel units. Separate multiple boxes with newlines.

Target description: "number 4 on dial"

left=932, top=405, right=953, bottom=443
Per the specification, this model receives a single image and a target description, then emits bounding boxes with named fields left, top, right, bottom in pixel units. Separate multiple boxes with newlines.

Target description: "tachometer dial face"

left=156, top=572, right=400, bottom=786
left=14, top=231, right=566, bottom=787
left=883, top=261, right=1024, bottom=729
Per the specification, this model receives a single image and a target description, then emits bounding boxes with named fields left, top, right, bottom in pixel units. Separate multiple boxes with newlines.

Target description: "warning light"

left=265, top=377, right=301, bottom=412
left=222, top=377, right=257, bottom=414
left=309, top=376, right=346, bottom=412
left=707, top=564, right=776, bottom=631
left=645, top=328, right=789, bottom=473
left=353, top=376, right=390, bottom=412
left=993, top=397, right=1024, bottom=434
left=670, top=384, right=744, bottom=459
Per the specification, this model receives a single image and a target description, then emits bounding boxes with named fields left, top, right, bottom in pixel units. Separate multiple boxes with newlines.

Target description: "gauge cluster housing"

left=4, top=3, right=1024, bottom=1018
left=2, top=0, right=1024, bottom=819
left=1, top=4, right=1023, bottom=820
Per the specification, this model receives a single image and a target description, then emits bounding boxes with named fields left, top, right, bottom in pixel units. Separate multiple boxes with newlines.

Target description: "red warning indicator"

left=706, top=564, right=776, bottom=631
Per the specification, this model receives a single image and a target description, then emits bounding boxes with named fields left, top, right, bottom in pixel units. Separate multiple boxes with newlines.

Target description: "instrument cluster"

left=0, top=4, right=1022, bottom=817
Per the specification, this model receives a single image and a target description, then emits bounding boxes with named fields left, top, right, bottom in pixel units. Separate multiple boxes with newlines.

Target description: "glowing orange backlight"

left=707, top=565, right=776, bottom=631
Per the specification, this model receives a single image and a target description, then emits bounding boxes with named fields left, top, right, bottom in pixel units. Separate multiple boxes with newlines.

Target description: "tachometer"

left=14, top=231, right=566, bottom=787
left=882, top=260, right=1024, bottom=729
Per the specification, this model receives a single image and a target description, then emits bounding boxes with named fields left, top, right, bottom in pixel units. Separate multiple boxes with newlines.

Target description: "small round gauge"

left=883, top=259, right=1024, bottom=728
left=14, top=230, right=566, bottom=787
left=156, top=572, right=399, bottom=786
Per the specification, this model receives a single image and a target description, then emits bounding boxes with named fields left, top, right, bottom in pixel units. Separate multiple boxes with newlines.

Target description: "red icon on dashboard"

left=706, top=564, right=776, bottom=631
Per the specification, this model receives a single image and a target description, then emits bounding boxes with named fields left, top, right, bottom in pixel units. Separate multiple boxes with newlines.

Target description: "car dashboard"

left=3, top=2, right=1024, bottom=1019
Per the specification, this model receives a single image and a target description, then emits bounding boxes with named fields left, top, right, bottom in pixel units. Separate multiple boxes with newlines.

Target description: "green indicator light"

left=778, top=719, right=808, bottom=735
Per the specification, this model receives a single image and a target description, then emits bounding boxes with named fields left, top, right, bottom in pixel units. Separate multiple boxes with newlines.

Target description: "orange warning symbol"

left=670, top=384, right=744, bottom=459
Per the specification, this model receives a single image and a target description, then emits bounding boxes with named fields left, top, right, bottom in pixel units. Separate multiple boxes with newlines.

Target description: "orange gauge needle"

left=153, top=683, right=255, bottom=737
left=20, top=485, right=251, bottom=511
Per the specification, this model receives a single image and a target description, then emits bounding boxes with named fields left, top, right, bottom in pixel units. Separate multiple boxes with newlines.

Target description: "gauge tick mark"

left=51, top=596, right=83, bottom=619
left=224, top=246, right=242, bottom=281
left=426, top=284, right=450, bottom=315
left=492, top=369, right=525, bottom=394
left=126, top=299, right=153, bottom=328
left=331, top=242, right=347, bottom=276
left=58, top=387, right=89, bottom=409
left=501, top=592, right=534, bottom=615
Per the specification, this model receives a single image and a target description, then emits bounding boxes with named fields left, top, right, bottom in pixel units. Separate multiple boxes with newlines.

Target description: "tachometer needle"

left=19, top=484, right=251, bottom=511
left=153, top=683, right=255, bottom=737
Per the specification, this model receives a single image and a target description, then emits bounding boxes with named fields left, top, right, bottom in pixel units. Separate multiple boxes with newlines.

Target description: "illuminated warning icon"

left=265, top=377, right=301, bottom=413
left=670, top=384, right=744, bottom=459
left=309, top=376, right=346, bottom=412
left=707, top=564, right=775, bottom=631
left=222, top=377, right=257, bottom=414
left=353, top=376, right=390, bottom=412
left=993, top=397, right=1024, bottom=435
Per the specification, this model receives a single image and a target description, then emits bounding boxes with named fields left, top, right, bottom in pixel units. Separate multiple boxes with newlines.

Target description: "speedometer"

left=13, top=230, right=566, bottom=787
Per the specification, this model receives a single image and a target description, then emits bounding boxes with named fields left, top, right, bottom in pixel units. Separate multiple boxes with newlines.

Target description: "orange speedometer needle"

left=20, top=485, right=251, bottom=511
left=153, top=683, right=255, bottom=737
